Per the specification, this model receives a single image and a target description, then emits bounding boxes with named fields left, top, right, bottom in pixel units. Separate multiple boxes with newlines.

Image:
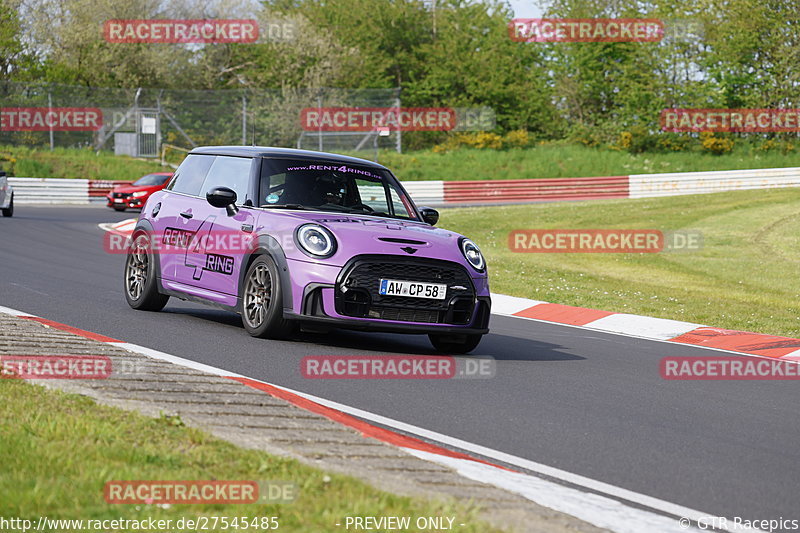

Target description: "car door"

left=153, top=154, right=215, bottom=281
left=173, top=155, right=257, bottom=297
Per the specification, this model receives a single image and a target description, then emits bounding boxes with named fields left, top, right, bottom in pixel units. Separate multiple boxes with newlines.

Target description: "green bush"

left=15, top=159, right=53, bottom=178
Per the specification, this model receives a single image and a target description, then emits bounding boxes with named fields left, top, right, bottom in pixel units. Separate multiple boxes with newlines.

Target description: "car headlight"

left=132, top=191, right=148, bottom=198
left=295, top=224, right=337, bottom=258
left=460, top=238, right=485, bottom=271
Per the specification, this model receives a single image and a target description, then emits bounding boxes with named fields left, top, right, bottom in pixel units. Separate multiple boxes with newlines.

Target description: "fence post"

left=317, top=95, right=323, bottom=151
left=48, top=92, right=54, bottom=151
left=395, top=95, right=402, bottom=153
left=242, top=94, right=247, bottom=145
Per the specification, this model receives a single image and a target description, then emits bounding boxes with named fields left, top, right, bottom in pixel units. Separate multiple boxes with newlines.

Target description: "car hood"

left=258, top=209, right=475, bottom=270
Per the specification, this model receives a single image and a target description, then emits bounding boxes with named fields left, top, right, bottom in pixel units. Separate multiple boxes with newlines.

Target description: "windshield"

left=133, top=174, right=171, bottom=187
left=258, top=159, right=418, bottom=220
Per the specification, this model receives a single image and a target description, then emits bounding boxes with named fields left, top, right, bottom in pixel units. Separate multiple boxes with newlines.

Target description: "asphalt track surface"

left=2, top=206, right=799, bottom=526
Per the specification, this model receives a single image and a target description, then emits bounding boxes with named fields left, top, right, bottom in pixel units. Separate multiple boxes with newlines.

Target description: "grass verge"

left=440, top=187, right=800, bottom=338
left=0, top=379, right=499, bottom=532
left=1, top=145, right=166, bottom=180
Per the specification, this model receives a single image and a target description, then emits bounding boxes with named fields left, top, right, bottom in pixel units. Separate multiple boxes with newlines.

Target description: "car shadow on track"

left=162, top=307, right=583, bottom=362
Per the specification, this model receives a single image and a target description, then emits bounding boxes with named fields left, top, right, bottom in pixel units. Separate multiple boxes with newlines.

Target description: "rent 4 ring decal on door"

left=157, top=216, right=246, bottom=280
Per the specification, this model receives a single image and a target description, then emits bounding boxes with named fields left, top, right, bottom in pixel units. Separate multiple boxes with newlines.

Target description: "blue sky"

left=508, top=0, right=543, bottom=18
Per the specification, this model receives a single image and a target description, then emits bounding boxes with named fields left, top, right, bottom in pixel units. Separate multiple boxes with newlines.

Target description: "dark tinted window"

left=167, top=154, right=214, bottom=196
left=200, top=156, right=253, bottom=204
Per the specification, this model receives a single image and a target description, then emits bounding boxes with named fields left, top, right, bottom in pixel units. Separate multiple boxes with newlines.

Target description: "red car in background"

left=107, top=172, right=173, bottom=211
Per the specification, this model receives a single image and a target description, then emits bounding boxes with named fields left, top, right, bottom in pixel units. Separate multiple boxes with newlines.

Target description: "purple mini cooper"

left=124, top=147, right=490, bottom=353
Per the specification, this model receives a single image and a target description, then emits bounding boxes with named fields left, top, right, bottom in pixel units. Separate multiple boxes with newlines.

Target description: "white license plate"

left=114, top=198, right=124, bottom=203
left=379, top=279, right=447, bottom=300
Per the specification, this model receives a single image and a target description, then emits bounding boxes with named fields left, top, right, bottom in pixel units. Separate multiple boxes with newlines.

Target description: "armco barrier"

left=8, top=178, right=90, bottom=205
left=9, top=166, right=800, bottom=207
left=8, top=178, right=132, bottom=204
left=442, top=176, right=629, bottom=205
left=89, top=180, right=132, bottom=202
left=629, top=167, right=800, bottom=198
left=402, top=180, right=444, bottom=207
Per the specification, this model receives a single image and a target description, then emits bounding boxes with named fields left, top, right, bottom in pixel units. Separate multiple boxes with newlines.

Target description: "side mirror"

left=419, top=206, right=439, bottom=226
left=207, top=187, right=238, bottom=216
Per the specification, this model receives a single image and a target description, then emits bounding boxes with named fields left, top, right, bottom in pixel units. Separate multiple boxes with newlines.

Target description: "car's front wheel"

left=2, top=194, right=13, bottom=217
left=241, top=255, right=294, bottom=339
left=429, top=333, right=483, bottom=354
left=113, top=206, right=126, bottom=212
left=124, top=232, right=169, bottom=311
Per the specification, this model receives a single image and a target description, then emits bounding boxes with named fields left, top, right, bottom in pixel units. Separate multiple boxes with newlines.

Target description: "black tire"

left=124, top=232, right=169, bottom=311
left=428, top=333, right=483, bottom=354
left=2, top=194, right=13, bottom=217
left=113, top=206, right=126, bottom=212
left=240, top=255, right=294, bottom=339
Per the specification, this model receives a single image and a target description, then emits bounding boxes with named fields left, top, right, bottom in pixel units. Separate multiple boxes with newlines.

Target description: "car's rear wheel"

left=124, top=232, right=169, bottom=311
left=2, top=194, right=13, bottom=217
left=241, top=255, right=294, bottom=339
left=428, top=333, right=482, bottom=354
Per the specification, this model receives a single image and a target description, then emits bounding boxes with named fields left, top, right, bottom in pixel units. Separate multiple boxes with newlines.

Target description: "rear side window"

left=200, top=156, right=253, bottom=204
left=167, top=154, right=214, bottom=196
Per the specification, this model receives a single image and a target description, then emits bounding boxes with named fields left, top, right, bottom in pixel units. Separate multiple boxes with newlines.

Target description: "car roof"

left=189, top=146, right=389, bottom=170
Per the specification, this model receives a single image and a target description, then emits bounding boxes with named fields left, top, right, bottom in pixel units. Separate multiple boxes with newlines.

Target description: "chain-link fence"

left=1, top=82, right=495, bottom=157
left=0, top=82, right=407, bottom=156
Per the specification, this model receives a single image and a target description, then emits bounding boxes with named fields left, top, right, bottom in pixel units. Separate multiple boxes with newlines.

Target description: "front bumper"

left=285, top=255, right=491, bottom=335
left=107, top=194, right=145, bottom=209
left=284, top=305, right=491, bottom=335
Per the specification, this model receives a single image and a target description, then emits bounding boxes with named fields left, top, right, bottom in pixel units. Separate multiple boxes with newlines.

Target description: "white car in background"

left=0, top=171, right=14, bottom=217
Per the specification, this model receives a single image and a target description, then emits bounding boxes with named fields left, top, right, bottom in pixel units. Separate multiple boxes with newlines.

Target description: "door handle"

left=180, top=211, right=193, bottom=219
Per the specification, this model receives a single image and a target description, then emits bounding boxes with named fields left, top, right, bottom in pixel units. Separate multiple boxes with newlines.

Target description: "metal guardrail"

left=443, top=176, right=630, bottom=204
left=8, top=178, right=90, bottom=204
left=401, top=180, right=445, bottom=207
left=9, top=167, right=800, bottom=207
left=8, top=178, right=134, bottom=204
left=629, top=167, right=800, bottom=198
left=88, top=180, right=132, bottom=201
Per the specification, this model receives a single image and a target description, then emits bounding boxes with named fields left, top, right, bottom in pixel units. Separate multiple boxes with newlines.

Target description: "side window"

left=259, top=171, right=286, bottom=205
left=199, top=156, right=253, bottom=204
left=167, top=154, right=214, bottom=196
left=354, top=179, right=389, bottom=212
left=389, top=187, right=413, bottom=218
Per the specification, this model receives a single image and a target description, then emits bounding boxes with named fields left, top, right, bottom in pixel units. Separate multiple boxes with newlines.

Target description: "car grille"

left=335, top=257, right=476, bottom=324
left=113, top=192, right=132, bottom=199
